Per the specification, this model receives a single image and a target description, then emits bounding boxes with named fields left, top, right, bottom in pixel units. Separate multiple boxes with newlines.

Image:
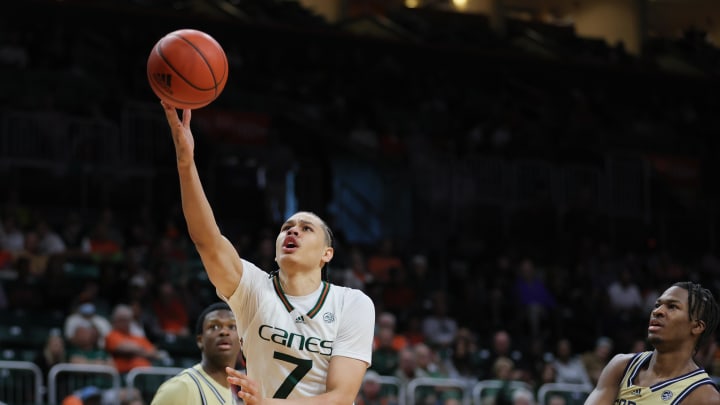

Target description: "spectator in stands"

left=66, top=322, right=120, bottom=395
left=88, top=211, right=124, bottom=263
left=606, top=267, right=644, bottom=350
left=580, top=336, right=613, bottom=386
left=394, top=346, right=426, bottom=388
left=406, top=254, right=440, bottom=310
left=151, top=302, right=242, bottom=405
left=36, top=218, right=66, bottom=255
left=422, top=291, right=458, bottom=353
left=0, top=215, right=24, bottom=253
left=478, top=330, right=525, bottom=380
left=14, top=229, right=49, bottom=276
left=151, top=280, right=190, bottom=338
left=64, top=302, right=112, bottom=349
left=374, top=311, right=408, bottom=351
left=513, top=258, right=556, bottom=340
left=104, top=304, right=167, bottom=375
left=551, top=338, right=592, bottom=387
left=72, top=280, right=112, bottom=318
left=67, top=323, right=114, bottom=367
left=371, top=325, right=400, bottom=376
left=447, top=327, right=482, bottom=380
left=355, top=370, right=398, bottom=405
left=413, top=342, right=447, bottom=405
left=491, top=356, right=524, bottom=405
left=33, top=328, right=67, bottom=379
left=334, top=245, right=372, bottom=291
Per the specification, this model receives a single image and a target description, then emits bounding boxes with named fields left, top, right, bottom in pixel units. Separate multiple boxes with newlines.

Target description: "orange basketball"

left=147, top=29, right=228, bottom=109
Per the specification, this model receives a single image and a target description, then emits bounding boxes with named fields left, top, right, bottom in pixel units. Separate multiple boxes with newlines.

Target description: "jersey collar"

left=272, top=277, right=331, bottom=319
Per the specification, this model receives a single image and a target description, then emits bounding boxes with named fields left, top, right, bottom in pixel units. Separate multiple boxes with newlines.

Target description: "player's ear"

left=692, top=319, right=705, bottom=336
left=196, top=335, right=203, bottom=350
left=322, top=247, right=334, bottom=263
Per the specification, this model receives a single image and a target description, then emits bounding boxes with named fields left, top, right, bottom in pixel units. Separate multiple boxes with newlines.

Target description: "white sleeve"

left=332, top=289, right=375, bottom=367
left=223, top=259, right=268, bottom=337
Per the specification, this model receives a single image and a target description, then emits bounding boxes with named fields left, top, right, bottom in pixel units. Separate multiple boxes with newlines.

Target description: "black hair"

left=673, top=281, right=720, bottom=352
left=319, top=216, right=333, bottom=282
left=195, top=302, right=232, bottom=336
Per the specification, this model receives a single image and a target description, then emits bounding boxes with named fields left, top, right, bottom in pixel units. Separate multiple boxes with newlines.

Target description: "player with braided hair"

left=585, top=281, right=720, bottom=404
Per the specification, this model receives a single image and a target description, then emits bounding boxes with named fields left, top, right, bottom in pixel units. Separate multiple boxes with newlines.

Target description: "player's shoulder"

left=682, top=380, right=720, bottom=404
left=606, top=351, right=644, bottom=372
left=151, top=367, right=198, bottom=404
left=329, top=282, right=375, bottom=305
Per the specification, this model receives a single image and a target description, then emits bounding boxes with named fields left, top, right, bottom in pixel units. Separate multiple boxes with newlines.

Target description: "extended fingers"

left=182, top=108, right=191, bottom=126
left=225, top=368, right=261, bottom=402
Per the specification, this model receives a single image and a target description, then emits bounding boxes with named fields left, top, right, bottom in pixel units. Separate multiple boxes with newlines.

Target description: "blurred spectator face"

left=547, top=395, right=567, bottom=405
left=556, top=339, right=572, bottom=360
left=71, top=323, right=99, bottom=349
left=361, top=372, right=382, bottom=398
left=112, top=308, right=133, bottom=333
left=47, top=333, right=65, bottom=357
left=398, top=348, right=416, bottom=373
left=595, top=339, right=613, bottom=360
left=494, top=330, right=511, bottom=354
left=541, top=362, right=556, bottom=383
left=377, top=326, right=395, bottom=348
left=414, top=344, right=433, bottom=368
left=492, top=356, right=514, bottom=379
left=377, top=312, right=396, bottom=329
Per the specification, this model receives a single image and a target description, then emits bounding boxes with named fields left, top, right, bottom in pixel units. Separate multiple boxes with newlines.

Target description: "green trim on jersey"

left=272, top=278, right=331, bottom=319
left=273, top=277, right=294, bottom=312
left=307, top=282, right=330, bottom=319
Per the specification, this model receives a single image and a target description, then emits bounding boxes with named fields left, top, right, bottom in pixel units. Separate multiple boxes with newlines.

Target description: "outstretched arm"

left=162, top=101, right=243, bottom=298
left=584, top=353, right=632, bottom=405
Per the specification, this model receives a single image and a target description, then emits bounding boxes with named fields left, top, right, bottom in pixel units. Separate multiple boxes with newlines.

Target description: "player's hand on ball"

left=161, top=101, right=195, bottom=167
left=226, top=367, right=263, bottom=405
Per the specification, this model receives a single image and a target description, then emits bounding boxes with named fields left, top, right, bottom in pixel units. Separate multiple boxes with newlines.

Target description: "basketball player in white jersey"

left=584, top=281, right=720, bottom=404
left=162, top=102, right=375, bottom=404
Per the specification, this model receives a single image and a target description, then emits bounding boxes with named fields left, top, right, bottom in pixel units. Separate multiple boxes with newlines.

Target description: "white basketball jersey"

left=225, top=260, right=375, bottom=399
